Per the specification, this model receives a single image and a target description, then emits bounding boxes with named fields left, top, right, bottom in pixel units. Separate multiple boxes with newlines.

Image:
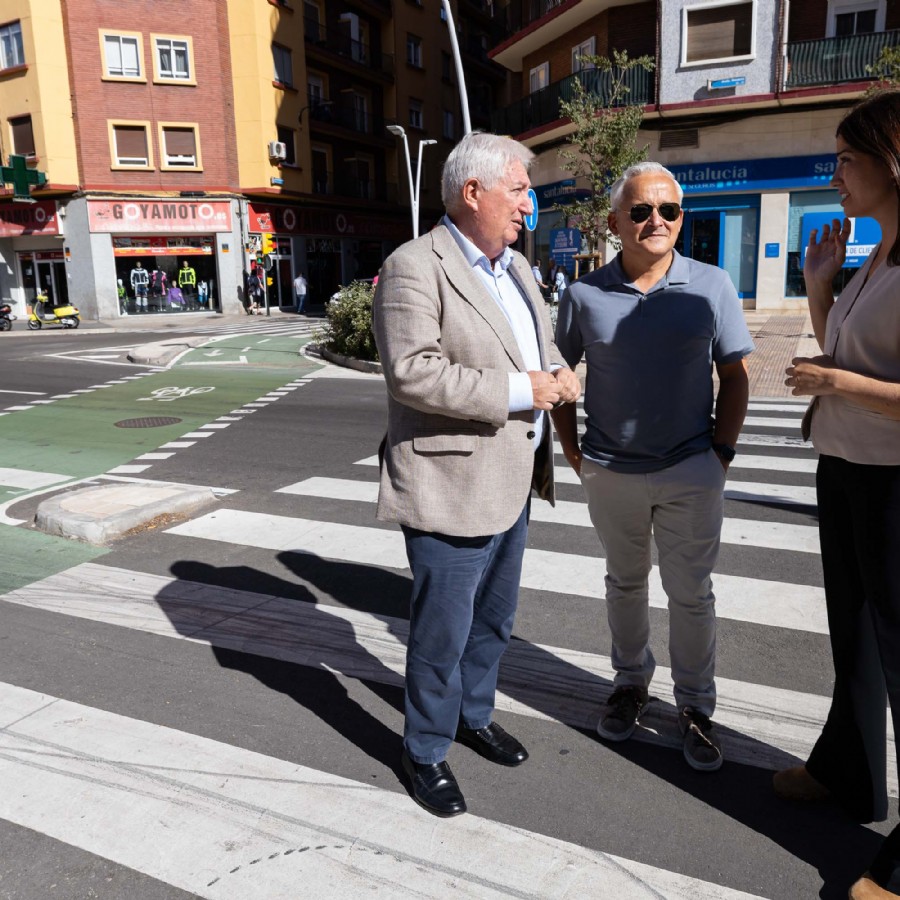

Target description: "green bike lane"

left=1, top=333, right=323, bottom=593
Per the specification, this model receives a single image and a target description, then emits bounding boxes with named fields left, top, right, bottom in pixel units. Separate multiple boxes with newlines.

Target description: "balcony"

left=501, top=0, right=569, bottom=33
left=785, top=30, right=900, bottom=89
left=312, top=170, right=398, bottom=203
left=490, top=65, right=654, bottom=136
left=307, top=97, right=389, bottom=139
left=304, top=17, right=394, bottom=77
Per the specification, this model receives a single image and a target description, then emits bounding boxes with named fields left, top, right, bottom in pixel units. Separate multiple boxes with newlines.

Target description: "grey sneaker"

left=596, top=686, right=650, bottom=742
left=679, top=707, right=723, bottom=772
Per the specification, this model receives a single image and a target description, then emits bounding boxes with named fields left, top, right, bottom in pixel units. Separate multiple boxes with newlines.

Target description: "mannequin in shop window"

left=130, top=261, right=149, bottom=311
left=149, top=268, right=167, bottom=312
left=117, top=279, right=126, bottom=315
left=197, top=280, right=209, bottom=307
left=178, top=260, right=196, bottom=309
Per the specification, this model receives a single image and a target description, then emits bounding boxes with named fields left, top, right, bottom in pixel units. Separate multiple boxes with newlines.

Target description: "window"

left=339, top=12, right=368, bottom=64
left=304, top=1, right=322, bottom=42
left=153, top=35, right=192, bottom=82
left=307, top=74, right=325, bottom=104
left=827, top=1, right=885, bottom=36
left=407, top=34, right=423, bottom=68
left=349, top=91, right=369, bottom=132
left=311, top=145, right=330, bottom=193
left=442, top=51, right=453, bottom=82
left=110, top=122, right=152, bottom=168
left=0, top=21, right=24, bottom=70
left=272, top=43, right=293, bottom=87
left=572, top=37, right=595, bottom=73
left=409, top=98, right=423, bottom=129
left=529, top=62, right=549, bottom=93
left=442, top=109, right=454, bottom=140
left=682, top=1, right=755, bottom=65
left=276, top=125, right=296, bottom=165
left=10, top=115, right=35, bottom=157
left=159, top=124, right=200, bottom=169
left=102, top=32, right=142, bottom=79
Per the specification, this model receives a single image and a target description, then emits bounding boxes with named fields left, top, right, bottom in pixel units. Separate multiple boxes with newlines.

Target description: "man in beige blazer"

left=373, top=133, right=580, bottom=817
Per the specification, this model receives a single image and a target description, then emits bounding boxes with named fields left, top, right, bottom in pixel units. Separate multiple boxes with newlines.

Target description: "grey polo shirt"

left=555, top=250, right=754, bottom=473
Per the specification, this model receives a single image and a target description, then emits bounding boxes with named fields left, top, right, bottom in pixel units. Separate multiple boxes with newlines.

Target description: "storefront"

left=247, top=202, right=406, bottom=309
left=86, top=199, right=234, bottom=316
left=0, top=201, right=64, bottom=312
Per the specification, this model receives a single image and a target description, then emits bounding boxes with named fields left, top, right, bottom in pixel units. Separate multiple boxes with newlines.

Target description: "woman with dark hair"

left=778, top=89, right=900, bottom=899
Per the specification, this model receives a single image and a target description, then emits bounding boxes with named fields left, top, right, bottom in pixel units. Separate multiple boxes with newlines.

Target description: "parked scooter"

left=27, top=291, right=80, bottom=330
left=0, top=300, right=15, bottom=331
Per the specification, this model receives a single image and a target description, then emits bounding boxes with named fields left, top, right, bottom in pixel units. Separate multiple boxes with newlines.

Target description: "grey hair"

left=609, top=161, right=684, bottom=210
left=441, top=132, right=535, bottom=211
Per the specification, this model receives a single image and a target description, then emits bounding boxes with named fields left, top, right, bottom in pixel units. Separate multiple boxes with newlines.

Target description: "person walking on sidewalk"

left=552, top=161, right=753, bottom=772
left=373, top=132, right=580, bottom=817
left=293, top=270, right=308, bottom=314
left=778, top=90, right=900, bottom=900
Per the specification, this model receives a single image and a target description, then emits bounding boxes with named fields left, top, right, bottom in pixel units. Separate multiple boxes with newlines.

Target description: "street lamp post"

left=387, top=124, right=436, bottom=239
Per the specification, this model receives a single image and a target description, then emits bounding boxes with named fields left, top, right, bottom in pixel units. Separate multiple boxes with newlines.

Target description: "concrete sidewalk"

left=743, top=311, right=817, bottom=398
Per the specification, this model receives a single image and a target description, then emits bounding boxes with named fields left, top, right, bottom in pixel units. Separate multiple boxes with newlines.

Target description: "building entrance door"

left=678, top=212, right=722, bottom=267
left=35, top=260, right=69, bottom=307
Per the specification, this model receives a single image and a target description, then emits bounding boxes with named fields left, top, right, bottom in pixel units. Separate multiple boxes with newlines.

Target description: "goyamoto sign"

left=0, top=200, right=60, bottom=237
left=88, top=200, right=232, bottom=233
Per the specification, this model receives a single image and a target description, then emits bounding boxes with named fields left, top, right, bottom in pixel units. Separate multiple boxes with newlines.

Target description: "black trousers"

left=806, top=454, right=900, bottom=892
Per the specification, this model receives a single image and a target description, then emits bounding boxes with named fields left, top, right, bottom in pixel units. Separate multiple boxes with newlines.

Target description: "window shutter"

left=115, top=126, right=147, bottom=161
left=686, top=4, right=753, bottom=62
left=10, top=116, right=35, bottom=155
left=164, top=127, right=196, bottom=156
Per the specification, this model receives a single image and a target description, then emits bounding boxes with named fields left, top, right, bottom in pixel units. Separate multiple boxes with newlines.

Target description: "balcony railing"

left=307, top=98, right=387, bottom=137
left=304, top=17, right=393, bottom=76
left=490, top=66, right=654, bottom=136
left=312, top=171, right=398, bottom=203
left=785, top=30, right=900, bottom=88
left=501, top=0, right=567, bottom=33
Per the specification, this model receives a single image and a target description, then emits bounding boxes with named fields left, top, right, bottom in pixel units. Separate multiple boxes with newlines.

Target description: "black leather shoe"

left=455, top=722, right=529, bottom=767
left=401, top=751, right=467, bottom=817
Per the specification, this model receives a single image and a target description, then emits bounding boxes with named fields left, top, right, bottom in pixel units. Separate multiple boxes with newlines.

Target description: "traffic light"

left=261, top=232, right=274, bottom=255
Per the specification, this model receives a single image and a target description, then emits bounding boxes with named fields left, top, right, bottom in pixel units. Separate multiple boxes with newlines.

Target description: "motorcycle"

left=27, top=292, right=80, bottom=330
left=0, top=300, right=15, bottom=332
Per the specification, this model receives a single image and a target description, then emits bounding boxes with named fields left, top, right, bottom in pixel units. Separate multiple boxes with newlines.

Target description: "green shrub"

left=323, top=280, right=378, bottom=362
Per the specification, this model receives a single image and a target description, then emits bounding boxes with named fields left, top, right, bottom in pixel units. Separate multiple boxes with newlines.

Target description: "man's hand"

left=528, top=370, right=562, bottom=411
left=552, top=367, right=581, bottom=405
left=785, top=355, right=839, bottom=396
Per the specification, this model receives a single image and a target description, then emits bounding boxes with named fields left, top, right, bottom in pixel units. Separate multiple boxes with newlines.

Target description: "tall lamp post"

left=387, top=124, right=436, bottom=239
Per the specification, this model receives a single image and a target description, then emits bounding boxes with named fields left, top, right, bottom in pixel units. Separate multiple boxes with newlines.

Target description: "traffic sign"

left=524, top=188, right=538, bottom=231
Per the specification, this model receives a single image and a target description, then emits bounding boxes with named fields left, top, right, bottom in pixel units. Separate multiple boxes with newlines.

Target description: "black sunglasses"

left=624, top=202, right=682, bottom=223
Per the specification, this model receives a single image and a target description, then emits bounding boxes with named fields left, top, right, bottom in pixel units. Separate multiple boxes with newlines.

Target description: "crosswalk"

left=138, top=316, right=323, bottom=339
left=0, top=392, right=862, bottom=898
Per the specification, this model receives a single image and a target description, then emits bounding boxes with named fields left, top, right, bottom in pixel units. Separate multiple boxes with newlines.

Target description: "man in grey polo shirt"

left=552, top=161, right=753, bottom=772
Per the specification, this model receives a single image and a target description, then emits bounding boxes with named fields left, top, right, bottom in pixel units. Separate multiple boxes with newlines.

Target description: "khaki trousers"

left=581, top=449, right=726, bottom=715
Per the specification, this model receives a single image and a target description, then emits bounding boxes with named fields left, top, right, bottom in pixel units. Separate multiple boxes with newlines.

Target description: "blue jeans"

left=401, top=503, right=529, bottom=763
left=296, top=292, right=307, bottom=313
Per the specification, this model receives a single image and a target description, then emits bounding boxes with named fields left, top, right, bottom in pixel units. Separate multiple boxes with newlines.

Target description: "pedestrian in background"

left=532, top=257, right=549, bottom=296
left=373, top=132, right=580, bottom=818
left=293, top=270, right=308, bottom=314
left=553, top=161, right=753, bottom=773
left=247, top=266, right=264, bottom=314
left=779, top=89, right=900, bottom=900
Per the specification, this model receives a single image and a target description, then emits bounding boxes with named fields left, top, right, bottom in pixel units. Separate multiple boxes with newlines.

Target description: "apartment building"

left=490, top=0, right=900, bottom=309
left=0, top=0, right=244, bottom=320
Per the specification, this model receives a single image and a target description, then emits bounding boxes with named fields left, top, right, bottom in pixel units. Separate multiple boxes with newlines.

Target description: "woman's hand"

left=803, top=218, right=850, bottom=287
left=785, top=355, right=840, bottom=396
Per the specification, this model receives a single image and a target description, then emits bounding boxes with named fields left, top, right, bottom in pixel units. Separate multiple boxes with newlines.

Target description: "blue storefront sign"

left=550, top=228, right=581, bottom=267
left=800, top=213, right=881, bottom=268
left=669, top=154, right=837, bottom=195
left=535, top=179, right=591, bottom=209
left=765, top=242, right=780, bottom=258
left=708, top=76, right=746, bottom=90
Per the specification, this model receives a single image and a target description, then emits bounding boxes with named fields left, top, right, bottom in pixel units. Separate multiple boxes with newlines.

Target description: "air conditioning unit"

left=267, top=140, right=287, bottom=161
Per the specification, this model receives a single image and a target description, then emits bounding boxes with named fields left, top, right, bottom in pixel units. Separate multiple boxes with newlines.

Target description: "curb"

left=34, top=482, right=219, bottom=546
left=127, top=336, right=210, bottom=366
left=310, top=344, right=383, bottom=375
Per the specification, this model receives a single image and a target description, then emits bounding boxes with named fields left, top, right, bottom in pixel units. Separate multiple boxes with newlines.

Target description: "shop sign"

left=88, top=200, right=232, bottom=233
left=550, top=228, right=581, bottom=265
left=800, top=213, right=881, bottom=269
left=0, top=200, right=60, bottom=237
left=248, top=202, right=409, bottom=240
left=112, top=236, right=214, bottom=256
left=669, top=154, right=837, bottom=195
left=534, top=180, right=591, bottom=209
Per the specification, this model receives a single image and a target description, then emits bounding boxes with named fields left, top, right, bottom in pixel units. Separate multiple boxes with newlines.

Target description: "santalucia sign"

left=87, top=199, right=233, bottom=233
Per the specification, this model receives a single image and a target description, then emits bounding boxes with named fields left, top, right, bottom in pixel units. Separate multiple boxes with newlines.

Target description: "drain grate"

left=114, top=416, right=183, bottom=428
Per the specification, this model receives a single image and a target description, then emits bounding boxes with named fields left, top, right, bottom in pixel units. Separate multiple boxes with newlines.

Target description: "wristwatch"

left=712, top=443, right=736, bottom=462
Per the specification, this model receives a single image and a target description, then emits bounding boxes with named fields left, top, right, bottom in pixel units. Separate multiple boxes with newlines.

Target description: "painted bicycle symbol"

left=137, top=386, right=216, bottom=402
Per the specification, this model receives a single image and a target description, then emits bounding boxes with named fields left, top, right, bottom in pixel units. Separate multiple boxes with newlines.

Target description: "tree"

left=867, top=44, right=900, bottom=91
left=554, top=50, right=655, bottom=259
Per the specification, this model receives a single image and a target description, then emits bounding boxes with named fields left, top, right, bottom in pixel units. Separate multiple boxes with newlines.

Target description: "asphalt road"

left=0, top=329, right=888, bottom=900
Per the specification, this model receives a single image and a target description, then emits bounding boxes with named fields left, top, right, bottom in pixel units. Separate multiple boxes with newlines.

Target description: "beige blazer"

left=373, top=224, right=564, bottom=537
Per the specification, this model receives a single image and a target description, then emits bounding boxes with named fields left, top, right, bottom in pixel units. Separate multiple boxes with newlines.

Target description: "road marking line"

left=135, top=453, right=175, bottom=460
left=182, top=432, right=214, bottom=438
left=3, top=406, right=35, bottom=411
left=107, top=465, right=152, bottom=475
left=165, top=510, right=828, bottom=634
left=0, top=389, right=46, bottom=396
left=3, top=563, right=881, bottom=797
left=198, top=424, right=229, bottom=430
left=50, top=394, right=78, bottom=399
left=159, top=442, right=196, bottom=449
left=279, top=477, right=820, bottom=555
left=29, top=400, right=57, bottom=405
left=0, top=467, right=71, bottom=489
